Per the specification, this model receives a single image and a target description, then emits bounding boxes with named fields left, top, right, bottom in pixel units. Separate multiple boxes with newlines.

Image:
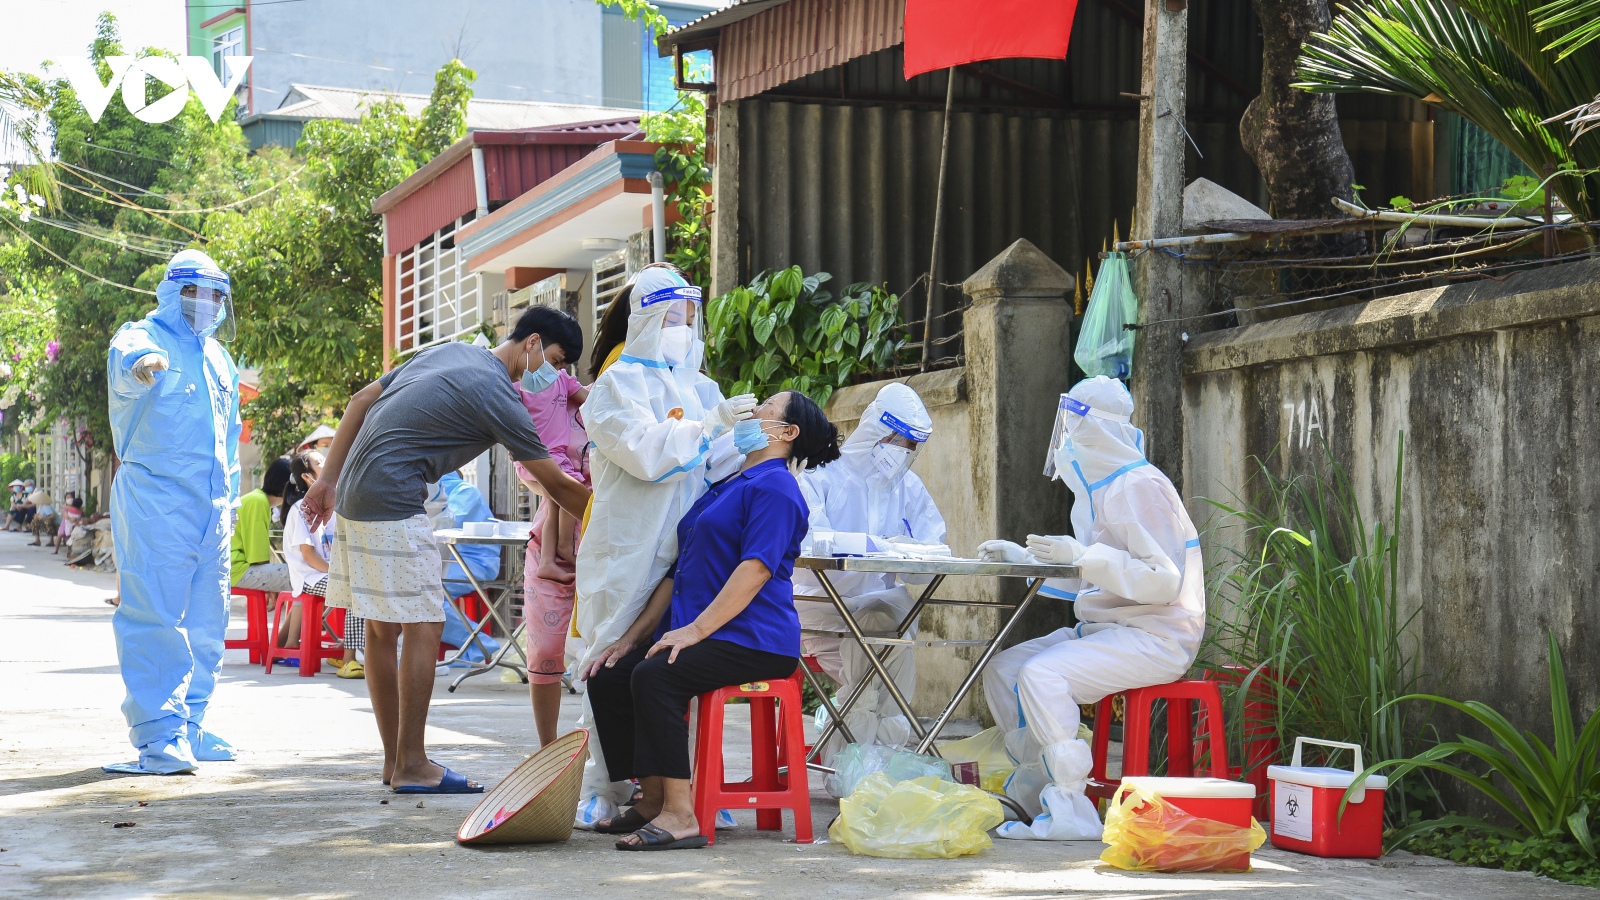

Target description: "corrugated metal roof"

left=259, top=84, right=638, bottom=131
left=713, top=0, right=903, bottom=102
left=658, top=0, right=792, bottom=54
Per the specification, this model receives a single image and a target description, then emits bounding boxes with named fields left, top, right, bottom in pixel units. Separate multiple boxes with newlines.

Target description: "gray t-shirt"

left=336, top=341, right=548, bottom=521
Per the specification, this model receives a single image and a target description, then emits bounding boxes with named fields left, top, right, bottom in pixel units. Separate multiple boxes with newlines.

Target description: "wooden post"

left=920, top=67, right=956, bottom=373
left=1129, top=0, right=1191, bottom=489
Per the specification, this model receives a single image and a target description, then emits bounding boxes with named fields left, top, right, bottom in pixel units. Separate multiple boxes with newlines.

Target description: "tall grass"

left=1199, top=433, right=1433, bottom=824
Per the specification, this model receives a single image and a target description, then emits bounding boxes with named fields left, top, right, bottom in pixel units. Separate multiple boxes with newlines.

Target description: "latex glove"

left=702, top=393, right=758, bottom=439
left=977, top=540, right=1033, bottom=564
left=1026, top=533, right=1086, bottom=565
left=131, top=354, right=169, bottom=386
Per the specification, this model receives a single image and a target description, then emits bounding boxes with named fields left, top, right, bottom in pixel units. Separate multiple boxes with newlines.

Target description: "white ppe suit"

left=795, top=383, right=946, bottom=762
left=979, top=376, right=1205, bottom=840
left=572, top=266, right=744, bottom=826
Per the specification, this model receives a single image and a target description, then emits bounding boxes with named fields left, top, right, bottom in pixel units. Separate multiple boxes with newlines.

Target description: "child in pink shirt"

left=514, top=369, right=589, bottom=584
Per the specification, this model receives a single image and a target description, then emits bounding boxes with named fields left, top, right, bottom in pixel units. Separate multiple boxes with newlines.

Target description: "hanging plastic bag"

left=1074, top=252, right=1139, bottom=379
left=829, top=772, right=1005, bottom=858
left=1099, top=782, right=1266, bottom=873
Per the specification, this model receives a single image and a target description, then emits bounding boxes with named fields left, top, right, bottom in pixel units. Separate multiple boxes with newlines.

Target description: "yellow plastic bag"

left=828, top=772, right=1005, bottom=858
left=1099, top=782, right=1266, bottom=873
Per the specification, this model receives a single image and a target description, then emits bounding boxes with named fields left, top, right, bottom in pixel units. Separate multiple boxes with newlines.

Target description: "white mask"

left=658, top=325, right=695, bottom=365
left=870, top=443, right=913, bottom=486
left=1053, top=440, right=1076, bottom=485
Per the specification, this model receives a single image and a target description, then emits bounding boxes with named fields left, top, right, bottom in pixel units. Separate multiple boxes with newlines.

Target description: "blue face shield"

left=163, top=264, right=234, bottom=341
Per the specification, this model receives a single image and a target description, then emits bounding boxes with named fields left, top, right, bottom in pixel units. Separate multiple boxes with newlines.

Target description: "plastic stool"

left=1204, top=667, right=1279, bottom=820
left=265, top=593, right=344, bottom=676
left=691, top=671, right=813, bottom=846
left=1087, top=679, right=1229, bottom=801
left=226, top=588, right=272, bottom=664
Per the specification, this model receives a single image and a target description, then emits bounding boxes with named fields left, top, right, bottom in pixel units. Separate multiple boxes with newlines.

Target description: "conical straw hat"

left=457, top=729, right=589, bottom=845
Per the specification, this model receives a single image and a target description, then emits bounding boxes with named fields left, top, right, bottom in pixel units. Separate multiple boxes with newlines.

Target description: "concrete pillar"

left=962, top=239, right=1077, bottom=640
left=710, top=99, right=740, bottom=298
left=1130, top=0, right=1192, bottom=489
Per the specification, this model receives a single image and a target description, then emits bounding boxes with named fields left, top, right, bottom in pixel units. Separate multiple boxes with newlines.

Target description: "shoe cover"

left=188, top=724, right=237, bottom=761
left=105, top=734, right=198, bottom=775
left=1041, top=738, right=1092, bottom=793
left=1002, top=762, right=1050, bottom=819
left=716, top=809, right=737, bottom=829
left=574, top=794, right=619, bottom=830
left=996, top=784, right=1104, bottom=841
left=1003, top=726, right=1041, bottom=767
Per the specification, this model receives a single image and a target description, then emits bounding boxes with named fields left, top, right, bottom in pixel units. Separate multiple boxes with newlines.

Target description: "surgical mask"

left=870, top=443, right=914, bottom=485
left=1052, top=440, right=1075, bottom=483
left=734, top=418, right=789, bottom=455
left=182, top=296, right=223, bottom=336
left=521, top=343, right=559, bottom=394
left=659, top=325, right=695, bottom=365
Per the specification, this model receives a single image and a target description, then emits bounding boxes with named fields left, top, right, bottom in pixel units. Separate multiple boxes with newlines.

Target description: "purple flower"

left=46, top=340, right=59, bottom=362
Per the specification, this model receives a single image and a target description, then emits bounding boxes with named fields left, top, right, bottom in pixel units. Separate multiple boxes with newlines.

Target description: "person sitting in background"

left=437, top=470, right=503, bottom=670
left=280, top=450, right=363, bottom=676
left=5, top=481, right=29, bottom=531
left=55, top=496, right=84, bottom=555
left=28, top=489, right=58, bottom=547
left=583, top=391, right=840, bottom=851
left=232, top=456, right=291, bottom=594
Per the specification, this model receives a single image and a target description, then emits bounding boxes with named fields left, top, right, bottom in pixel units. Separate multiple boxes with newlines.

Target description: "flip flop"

left=615, top=822, right=707, bottom=851
left=594, top=806, right=651, bottom=835
left=392, top=766, right=483, bottom=794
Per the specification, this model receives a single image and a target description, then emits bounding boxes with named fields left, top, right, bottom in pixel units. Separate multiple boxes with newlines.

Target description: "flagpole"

left=920, top=65, right=956, bottom=373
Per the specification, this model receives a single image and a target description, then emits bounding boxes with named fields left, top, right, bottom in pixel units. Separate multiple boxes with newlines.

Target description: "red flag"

left=903, top=0, right=1079, bottom=79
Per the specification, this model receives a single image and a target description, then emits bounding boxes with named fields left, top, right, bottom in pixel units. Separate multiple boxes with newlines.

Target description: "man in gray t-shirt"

left=303, top=306, right=590, bottom=795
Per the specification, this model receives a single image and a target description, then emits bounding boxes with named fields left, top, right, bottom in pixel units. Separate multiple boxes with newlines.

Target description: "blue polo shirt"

left=666, top=457, right=809, bottom=657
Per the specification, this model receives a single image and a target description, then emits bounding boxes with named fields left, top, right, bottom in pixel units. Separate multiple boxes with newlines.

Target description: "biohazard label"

left=1274, top=781, right=1314, bottom=842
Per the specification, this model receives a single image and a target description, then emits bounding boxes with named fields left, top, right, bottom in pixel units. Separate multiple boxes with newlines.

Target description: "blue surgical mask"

left=521, top=343, right=559, bottom=394
left=733, top=418, right=769, bottom=454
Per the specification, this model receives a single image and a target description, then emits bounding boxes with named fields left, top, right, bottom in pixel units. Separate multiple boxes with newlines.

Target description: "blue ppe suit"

left=439, top=472, right=501, bottom=664
left=106, top=250, right=241, bottom=774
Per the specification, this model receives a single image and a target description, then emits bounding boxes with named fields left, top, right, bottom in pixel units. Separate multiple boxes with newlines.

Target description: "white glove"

left=1026, top=533, right=1086, bottom=565
left=702, top=393, right=758, bottom=439
left=977, top=540, right=1033, bottom=564
left=131, top=354, right=169, bottom=386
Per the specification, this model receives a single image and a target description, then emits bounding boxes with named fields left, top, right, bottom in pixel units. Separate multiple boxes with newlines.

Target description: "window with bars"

left=591, top=249, right=630, bottom=340
left=395, top=215, right=484, bottom=354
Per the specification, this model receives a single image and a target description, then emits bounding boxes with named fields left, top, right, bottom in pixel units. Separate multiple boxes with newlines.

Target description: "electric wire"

left=1, top=214, right=157, bottom=295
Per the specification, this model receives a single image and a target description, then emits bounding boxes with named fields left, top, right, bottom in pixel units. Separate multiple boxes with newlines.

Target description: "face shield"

left=638, top=284, right=702, bottom=366
left=179, top=282, right=235, bottom=341
left=1043, top=391, right=1136, bottom=479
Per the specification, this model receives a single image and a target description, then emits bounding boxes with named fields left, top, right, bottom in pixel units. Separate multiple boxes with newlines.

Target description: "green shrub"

left=0, top=451, right=34, bottom=486
left=1406, top=822, right=1600, bottom=888
left=704, top=266, right=912, bottom=408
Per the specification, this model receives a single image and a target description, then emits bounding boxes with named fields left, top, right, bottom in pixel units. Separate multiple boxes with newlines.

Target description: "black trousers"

left=588, top=638, right=798, bottom=781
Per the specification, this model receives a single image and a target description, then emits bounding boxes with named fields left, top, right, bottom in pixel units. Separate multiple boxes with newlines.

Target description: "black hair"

left=262, top=456, right=293, bottom=498
left=509, top=306, right=583, bottom=366
left=282, top=450, right=321, bottom=521
left=781, top=391, right=841, bottom=471
left=590, top=296, right=632, bottom=380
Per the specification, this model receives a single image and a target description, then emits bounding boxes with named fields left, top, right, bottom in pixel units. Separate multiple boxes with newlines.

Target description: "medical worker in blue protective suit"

left=104, top=249, right=242, bottom=775
left=572, top=263, right=751, bottom=827
left=977, top=376, right=1205, bottom=840
left=436, top=472, right=502, bottom=666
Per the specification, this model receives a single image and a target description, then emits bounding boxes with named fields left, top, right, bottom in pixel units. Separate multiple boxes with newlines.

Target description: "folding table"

left=435, top=529, right=530, bottom=691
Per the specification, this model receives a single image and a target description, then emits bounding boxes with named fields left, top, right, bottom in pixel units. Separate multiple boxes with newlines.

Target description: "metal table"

left=794, top=556, right=1078, bottom=782
left=435, top=529, right=531, bottom=691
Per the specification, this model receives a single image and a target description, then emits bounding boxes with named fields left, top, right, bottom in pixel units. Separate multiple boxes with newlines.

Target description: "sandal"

left=594, top=806, right=651, bottom=835
left=335, top=660, right=365, bottom=679
left=615, top=822, right=707, bottom=851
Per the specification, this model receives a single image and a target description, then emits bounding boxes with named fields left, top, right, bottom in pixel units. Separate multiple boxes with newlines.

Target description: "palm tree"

left=1292, top=0, right=1600, bottom=221
left=0, top=71, right=55, bottom=207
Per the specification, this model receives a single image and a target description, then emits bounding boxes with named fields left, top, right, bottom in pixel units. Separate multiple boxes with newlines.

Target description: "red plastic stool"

left=1204, top=667, right=1279, bottom=820
left=264, top=593, right=345, bottom=676
left=1088, top=679, right=1229, bottom=801
left=691, top=671, right=813, bottom=846
left=226, top=588, right=272, bottom=664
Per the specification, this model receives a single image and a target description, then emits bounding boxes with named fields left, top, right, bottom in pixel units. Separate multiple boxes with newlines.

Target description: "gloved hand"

left=703, top=393, right=758, bottom=439
left=977, top=540, right=1033, bottom=564
left=131, top=354, right=169, bottom=386
left=1026, top=533, right=1086, bottom=565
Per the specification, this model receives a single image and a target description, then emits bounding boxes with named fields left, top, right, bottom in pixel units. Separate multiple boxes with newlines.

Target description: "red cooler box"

left=1116, top=776, right=1259, bottom=871
left=1267, top=738, right=1387, bottom=858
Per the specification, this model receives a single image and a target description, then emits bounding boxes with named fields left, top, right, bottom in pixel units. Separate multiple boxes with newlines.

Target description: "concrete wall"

left=249, top=0, right=605, bottom=111
left=1182, top=258, right=1600, bottom=730
left=819, top=239, right=1079, bottom=724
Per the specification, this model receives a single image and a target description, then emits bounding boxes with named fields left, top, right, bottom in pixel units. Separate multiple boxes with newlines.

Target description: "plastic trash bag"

left=939, top=726, right=1011, bottom=772
left=1074, top=252, right=1139, bottom=379
left=1098, top=782, right=1266, bottom=873
left=827, top=744, right=952, bottom=799
left=829, top=773, right=1005, bottom=858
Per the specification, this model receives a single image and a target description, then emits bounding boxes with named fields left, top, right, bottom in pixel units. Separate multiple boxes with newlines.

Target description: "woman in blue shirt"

left=583, top=390, right=840, bottom=850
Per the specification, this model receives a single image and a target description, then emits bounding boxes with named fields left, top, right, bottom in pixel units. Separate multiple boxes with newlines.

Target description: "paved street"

left=0, top=528, right=1593, bottom=899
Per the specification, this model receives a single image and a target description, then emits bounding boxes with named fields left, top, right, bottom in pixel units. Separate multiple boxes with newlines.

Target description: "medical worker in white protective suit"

left=795, top=383, right=946, bottom=762
left=104, top=249, right=242, bottom=775
left=977, top=375, right=1204, bottom=840
left=572, top=264, right=751, bottom=826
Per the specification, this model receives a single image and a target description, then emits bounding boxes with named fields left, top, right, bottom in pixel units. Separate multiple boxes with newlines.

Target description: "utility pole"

left=1129, top=0, right=1192, bottom=489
